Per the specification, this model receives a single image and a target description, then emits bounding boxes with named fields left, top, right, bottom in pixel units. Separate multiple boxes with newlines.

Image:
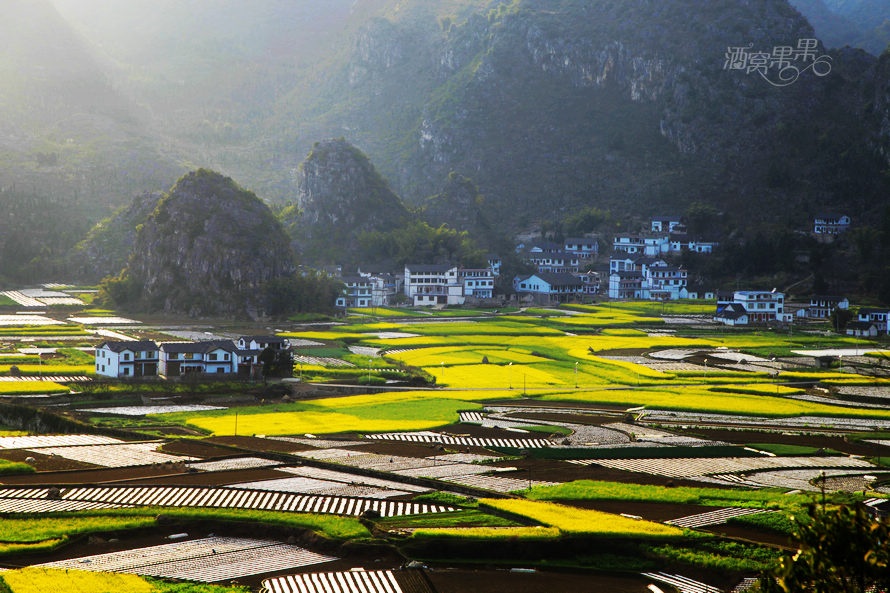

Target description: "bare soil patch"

left=425, top=568, right=647, bottom=593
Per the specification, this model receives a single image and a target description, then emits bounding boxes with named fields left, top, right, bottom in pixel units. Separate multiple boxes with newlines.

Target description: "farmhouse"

left=651, top=215, right=685, bottom=234
left=236, top=335, right=290, bottom=352
left=94, top=340, right=159, bottom=378
left=336, top=275, right=374, bottom=308
left=715, top=290, right=792, bottom=325
left=607, top=256, right=687, bottom=300
left=403, top=263, right=465, bottom=306
left=796, top=295, right=850, bottom=320
left=158, top=341, right=240, bottom=377
left=813, top=213, right=851, bottom=235
left=857, top=308, right=890, bottom=334
left=846, top=321, right=879, bottom=337
left=513, top=272, right=583, bottom=303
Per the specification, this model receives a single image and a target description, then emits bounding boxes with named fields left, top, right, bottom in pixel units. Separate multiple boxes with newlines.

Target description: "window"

left=123, top=368, right=130, bottom=376
left=123, top=353, right=130, bottom=361
left=208, top=353, right=218, bottom=361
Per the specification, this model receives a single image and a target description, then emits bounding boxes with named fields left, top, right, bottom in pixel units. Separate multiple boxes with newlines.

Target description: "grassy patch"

left=525, top=479, right=822, bottom=510
left=157, top=393, right=483, bottom=436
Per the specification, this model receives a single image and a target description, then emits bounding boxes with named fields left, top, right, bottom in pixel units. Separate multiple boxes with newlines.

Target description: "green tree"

left=757, top=503, right=890, bottom=593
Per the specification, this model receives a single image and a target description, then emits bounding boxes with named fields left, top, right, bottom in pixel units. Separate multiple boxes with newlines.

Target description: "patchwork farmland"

left=0, top=301, right=888, bottom=593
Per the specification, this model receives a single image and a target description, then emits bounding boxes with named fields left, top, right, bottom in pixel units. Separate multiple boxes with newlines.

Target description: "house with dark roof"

left=513, top=272, right=583, bottom=303
left=236, top=336, right=290, bottom=352
left=159, top=340, right=239, bottom=377
left=857, top=308, right=890, bottom=334
left=94, top=340, right=159, bottom=378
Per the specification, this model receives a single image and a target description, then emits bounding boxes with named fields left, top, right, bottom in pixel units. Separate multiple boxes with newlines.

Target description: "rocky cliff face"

left=124, top=169, right=295, bottom=318
left=292, top=0, right=887, bottom=232
left=286, top=139, right=411, bottom=263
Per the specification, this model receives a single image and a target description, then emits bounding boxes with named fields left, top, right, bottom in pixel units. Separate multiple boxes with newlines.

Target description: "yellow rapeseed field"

left=482, top=499, right=684, bottom=537
left=1, top=567, right=155, bottom=593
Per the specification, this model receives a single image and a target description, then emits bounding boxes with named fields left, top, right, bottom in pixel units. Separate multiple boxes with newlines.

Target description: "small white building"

left=94, top=341, right=159, bottom=378
left=858, top=308, right=890, bottom=334
left=236, top=336, right=290, bottom=352
left=651, top=216, right=685, bottom=234
left=813, top=214, right=851, bottom=235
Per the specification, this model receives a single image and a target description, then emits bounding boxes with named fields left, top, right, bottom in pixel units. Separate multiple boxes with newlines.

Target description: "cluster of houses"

left=330, top=213, right=870, bottom=316
left=94, top=336, right=290, bottom=379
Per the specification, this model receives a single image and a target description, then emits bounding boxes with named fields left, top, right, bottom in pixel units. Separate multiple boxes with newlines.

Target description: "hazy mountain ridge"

left=4, top=0, right=890, bottom=286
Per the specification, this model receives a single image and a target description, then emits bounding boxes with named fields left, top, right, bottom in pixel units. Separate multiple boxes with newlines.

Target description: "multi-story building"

left=159, top=340, right=239, bottom=377
left=798, top=295, right=850, bottom=320
left=858, top=308, right=890, bottom=334
left=94, top=341, right=159, bottom=378
left=613, top=233, right=670, bottom=256
left=563, top=237, right=599, bottom=259
left=404, top=264, right=464, bottom=306
left=336, top=275, right=374, bottom=308
left=715, top=290, right=792, bottom=325
left=459, top=268, right=495, bottom=299
left=607, top=256, right=687, bottom=300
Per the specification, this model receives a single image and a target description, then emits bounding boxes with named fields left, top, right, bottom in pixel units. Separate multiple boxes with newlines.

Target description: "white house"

left=159, top=340, right=239, bottom=377
left=813, top=214, right=851, bottom=235
left=404, top=264, right=465, bottom=306
left=798, top=295, right=850, bottom=320
left=651, top=216, right=685, bottom=234
left=236, top=336, right=290, bottom=352
left=715, top=290, right=792, bottom=325
left=613, top=233, right=670, bottom=256
left=526, top=250, right=580, bottom=274
left=846, top=321, right=879, bottom=337
left=607, top=257, right=686, bottom=300
left=714, top=303, right=749, bottom=326
left=513, top=272, right=583, bottom=303
left=459, top=268, right=495, bottom=299
left=94, top=340, right=159, bottom=378
left=336, top=275, right=374, bottom=308
left=858, top=308, right=890, bottom=334
left=564, top=237, right=599, bottom=259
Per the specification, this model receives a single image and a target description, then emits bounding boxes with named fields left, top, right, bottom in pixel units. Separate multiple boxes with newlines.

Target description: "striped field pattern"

left=566, top=456, right=875, bottom=479
left=0, top=434, right=122, bottom=449
left=366, top=431, right=551, bottom=449
left=263, top=569, right=408, bottom=593
left=0, top=375, right=90, bottom=382
left=39, top=537, right=336, bottom=583
left=642, top=572, right=723, bottom=593
left=665, top=507, right=773, bottom=529
left=0, top=485, right=456, bottom=518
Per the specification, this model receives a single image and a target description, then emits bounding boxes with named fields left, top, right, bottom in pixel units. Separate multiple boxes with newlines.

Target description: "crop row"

left=0, top=434, right=122, bottom=449
left=568, top=455, right=875, bottom=480
left=366, top=431, right=552, bottom=449
left=39, top=537, right=336, bottom=583
left=263, top=569, right=404, bottom=593
left=0, top=485, right=456, bottom=518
